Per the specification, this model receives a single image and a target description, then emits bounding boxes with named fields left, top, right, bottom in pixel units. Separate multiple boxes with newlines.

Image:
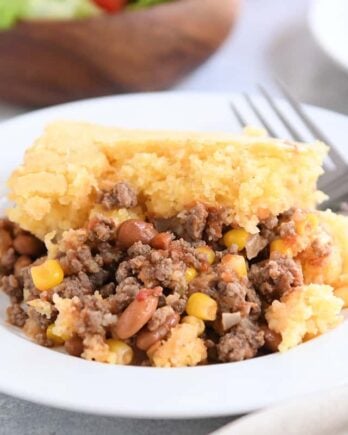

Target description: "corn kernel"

left=334, top=287, right=348, bottom=308
left=46, top=323, right=65, bottom=346
left=195, top=246, right=215, bottom=265
left=107, top=339, right=134, bottom=365
left=185, top=267, right=198, bottom=283
left=31, top=259, right=64, bottom=291
left=186, top=292, right=217, bottom=321
left=270, top=239, right=293, bottom=257
left=295, top=213, right=319, bottom=236
left=223, top=228, right=249, bottom=251
left=182, top=315, right=205, bottom=335
left=221, top=254, right=248, bottom=278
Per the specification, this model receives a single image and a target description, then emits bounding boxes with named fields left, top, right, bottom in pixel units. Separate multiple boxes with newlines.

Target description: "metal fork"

left=230, top=83, right=347, bottom=210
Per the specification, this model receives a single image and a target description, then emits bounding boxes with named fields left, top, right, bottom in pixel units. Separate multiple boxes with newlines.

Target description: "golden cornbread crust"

left=7, top=121, right=328, bottom=239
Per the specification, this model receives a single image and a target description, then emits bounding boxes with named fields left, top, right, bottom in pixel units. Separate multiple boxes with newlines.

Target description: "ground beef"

left=127, top=242, right=152, bottom=258
left=96, top=242, right=122, bottom=266
left=21, top=266, right=41, bottom=299
left=110, top=277, right=141, bottom=313
left=246, top=286, right=262, bottom=319
left=249, top=255, right=303, bottom=303
left=115, top=260, right=133, bottom=283
left=88, top=269, right=112, bottom=289
left=99, top=282, right=116, bottom=298
left=258, top=216, right=279, bottom=242
left=1, top=275, right=23, bottom=303
left=77, top=295, right=117, bottom=336
left=169, top=239, right=200, bottom=270
left=217, top=281, right=248, bottom=314
left=260, top=215, right=278, bottom=230
left=139, top=254, right=186, bottom=291
left=280, top=208, right=296, bottom=220
left=87, top=216, right=117, bottom=243
left=60, top=229, right=88, bottom=251
left=59, top=245, right=101, bottom=275
left=189, top=272, right=217, bottom=299
left=153, top=203, right=234, bottom=244
left=177, top=203, right=208, bottom=241
left=54, top=274, right=94, bottom=299
left=148, top=306, right=175, bottom=331
left=117, top=242, right=189, bottom=292
left=99, top=182, right=138, bottom=210
left=165, top=294, right=187, bottom=314
left=205, top=207, right=233, bottom=242
left=7, top=303, right=27, bottom=327
left=24, top=307, right=55, bottom=347
left=278, top=221, right=296, bottom=238
left=217, top=320, right=264, bottom=362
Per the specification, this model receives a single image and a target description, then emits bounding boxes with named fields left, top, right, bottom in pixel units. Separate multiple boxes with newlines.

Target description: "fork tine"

left=230, top=101, right=247, bottom=128
left=243, top=93, right=278, bottom=137
left=276, top=79, right=343, bottom=168
left=257, top=84, right=304, bottom=142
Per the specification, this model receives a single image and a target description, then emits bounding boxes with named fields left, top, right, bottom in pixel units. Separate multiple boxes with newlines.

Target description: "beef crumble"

left=217, top=320, right=265, bottom=362
left=7, top=303, right=27, bottom=327
left=99, top=182, right=138, bottom=210
left=249, top=255, right=303, bottom=304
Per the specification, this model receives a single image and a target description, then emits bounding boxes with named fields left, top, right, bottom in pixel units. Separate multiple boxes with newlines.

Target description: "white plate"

left=212, top=386, right=348, bottom=435
left=1, top=92, right=348, bottom=419
left=309, top=0, right=348, bottom=72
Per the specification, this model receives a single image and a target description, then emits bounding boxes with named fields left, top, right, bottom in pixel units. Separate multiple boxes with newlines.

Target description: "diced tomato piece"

left=136, top=287, right=162, bottom=301
left=93, top=0, right=127, bottom=13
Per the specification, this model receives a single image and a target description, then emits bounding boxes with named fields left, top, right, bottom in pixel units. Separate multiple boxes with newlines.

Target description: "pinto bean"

left=150, top=232, right=172, bottom=250
left=64, top=335, right=84, bottom=357
left=260, top=325, right=281, bottom=353
left=114, top=287, right=162, bottom=339
left=14, top=255, right=32, bottom=276
left=136, top=312, right=180, bottom=351
left=117, top=220, right=158, bottom=249
left=0, top=229, right=12, bottom=256
left=13, top=234, right=45, bottom=257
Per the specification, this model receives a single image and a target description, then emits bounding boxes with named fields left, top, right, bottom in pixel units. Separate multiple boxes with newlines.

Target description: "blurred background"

left=176, top=0, right=348, bottom=115
left=1, top=0, right=348, bottom=121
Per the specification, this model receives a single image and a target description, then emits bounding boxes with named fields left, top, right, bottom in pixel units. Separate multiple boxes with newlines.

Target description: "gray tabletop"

left=1, top=0, right=348, bottom=434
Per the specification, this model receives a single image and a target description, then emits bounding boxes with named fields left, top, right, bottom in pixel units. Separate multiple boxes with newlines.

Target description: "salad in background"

left=0, top=0, right=173, bottom=29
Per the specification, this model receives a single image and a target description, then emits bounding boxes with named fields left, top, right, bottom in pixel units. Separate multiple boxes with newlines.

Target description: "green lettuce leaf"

left=0, top=0, right=25, bottom=29
left=129, top=0, right=173, bottom=8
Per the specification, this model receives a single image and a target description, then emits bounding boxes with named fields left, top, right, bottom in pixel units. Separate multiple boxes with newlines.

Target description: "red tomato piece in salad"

left=93, top=0, right=127, bottom=13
